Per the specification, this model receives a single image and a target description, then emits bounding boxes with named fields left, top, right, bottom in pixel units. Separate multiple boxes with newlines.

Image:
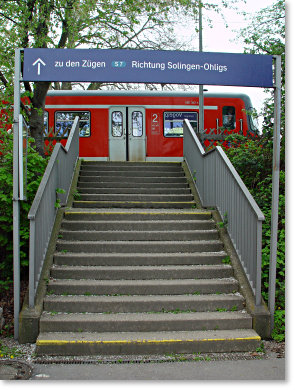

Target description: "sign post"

left=268, top=55, right=282, bottom=332
left=13, top=47, right=280, bottom=338
left=198, top=1, right=204, bottom=134
left=13, top=48, right=22, bottom=340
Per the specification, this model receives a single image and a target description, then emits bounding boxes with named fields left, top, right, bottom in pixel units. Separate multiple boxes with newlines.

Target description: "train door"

left=109, top=107, right=146, bottom=161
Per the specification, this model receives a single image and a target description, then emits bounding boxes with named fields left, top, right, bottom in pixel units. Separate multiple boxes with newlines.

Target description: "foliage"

left=222, top=134, right=272, bottom=188
left=0, top=127, right=48, bottom=292
left=222, top=134, right=285, bottom=341
left=0, top=340, right=25, bottom=359
left=1, top=0, right=183, bottom=155
left=239, top=0, right=285, bottom=55
left=238, top=0, right=285, bottom=164
left=226, top=0, right=286, bottom=342
left=271, top=309, right=285, bottom=342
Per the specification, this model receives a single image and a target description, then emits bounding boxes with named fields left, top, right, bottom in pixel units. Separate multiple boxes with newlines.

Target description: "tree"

left=0, top=0, right=178, bottom=155
left=227, top=0, right=285, bottom=341
left=238, top=0, right=285, bottom=166
left=0, top=0, right=240, bottom=156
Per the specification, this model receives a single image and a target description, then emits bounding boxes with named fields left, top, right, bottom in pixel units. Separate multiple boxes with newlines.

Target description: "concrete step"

left=53, top=252, right=228, bottom=266
left=43, top=294, right=245, bottom=314
left=80, top=163, right=183, bottom=172
left=79, top=170, right=185, bottom=177
left=39, top=311, right=251, bottom=333
left=76, top=187, right=192, bottom=195
left=55, top=240, right=224, bottom=253
left=73, top=200, right=196, bottom=208
left=50, top=264, right=233, bottom=280
left=81, top=161, right=182, bottom=168
left=59, top=229, right=219, bottom=241
left=78, top=176, right=187, bottom=184
left=77, top=194, right=194, bottom=202
left=64, top=210, right=212, bottom=221
left=61, top=219, right=216, bottom=231
left=77, top=182, right=189, bottom=189
left=47, top=278, right=239, bottom=295
left=36, top=329, right=261, bottom=355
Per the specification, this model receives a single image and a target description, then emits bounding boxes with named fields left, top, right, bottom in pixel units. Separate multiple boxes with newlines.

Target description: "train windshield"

left=222, top=106, right=236, bottom=130
left=222, top=106, right=236, bottom=129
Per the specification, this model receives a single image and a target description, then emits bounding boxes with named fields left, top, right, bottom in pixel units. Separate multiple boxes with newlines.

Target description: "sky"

left=176, top=0, right=275, bottom=53
left=174, top=0, right=283, bottom=128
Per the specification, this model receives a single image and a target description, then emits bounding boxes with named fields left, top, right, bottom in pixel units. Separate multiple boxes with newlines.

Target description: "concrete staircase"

left=36, top=161, right=261, bottom=356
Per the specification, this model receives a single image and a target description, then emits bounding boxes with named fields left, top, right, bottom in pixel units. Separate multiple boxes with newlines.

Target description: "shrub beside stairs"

left=36, top=161, right=261, bottom=356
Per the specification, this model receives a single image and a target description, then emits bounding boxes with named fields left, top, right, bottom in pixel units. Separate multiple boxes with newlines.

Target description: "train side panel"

left=44, top=92, right=253, bottom=159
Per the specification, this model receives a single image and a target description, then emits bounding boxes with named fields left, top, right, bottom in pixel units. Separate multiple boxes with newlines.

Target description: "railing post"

left=255, top=220, right=263, bottom=306
left=29, top=219, right=36, bottom=307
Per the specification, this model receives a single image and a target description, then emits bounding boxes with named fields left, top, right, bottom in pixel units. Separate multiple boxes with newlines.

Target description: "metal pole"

left=268, top=55, right=281, bottom=332
left=13, top=48, right=22, bottom=340
left=29, top=219, right=36, bottom=308
left=255, top=220, right=262, bottom=306
left=198, top=1, right=204, bottom=133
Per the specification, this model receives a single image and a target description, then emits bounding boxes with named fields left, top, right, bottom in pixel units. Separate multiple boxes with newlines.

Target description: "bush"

left=272, top=310, right=285, bottom=342
left=222, top=135, right=285, bottom=341
left=256, top=172, right=285, bottom=315
left=0, top=127, right=48, bottom=292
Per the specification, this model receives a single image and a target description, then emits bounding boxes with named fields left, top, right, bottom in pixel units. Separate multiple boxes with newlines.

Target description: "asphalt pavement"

left=29, top=357, right=285, bottom=381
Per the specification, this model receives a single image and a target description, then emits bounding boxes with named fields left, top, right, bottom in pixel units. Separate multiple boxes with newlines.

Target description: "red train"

left=44, top=90, right=257, bottom=161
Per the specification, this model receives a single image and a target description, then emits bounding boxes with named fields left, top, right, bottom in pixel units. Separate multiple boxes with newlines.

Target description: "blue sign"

left=164, top=112, right=197, bottom=122
left=23, top=48, right=273, bottom=88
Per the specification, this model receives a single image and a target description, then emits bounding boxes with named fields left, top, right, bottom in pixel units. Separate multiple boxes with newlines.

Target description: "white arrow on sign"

left=32, top=58, right=46, bottom=75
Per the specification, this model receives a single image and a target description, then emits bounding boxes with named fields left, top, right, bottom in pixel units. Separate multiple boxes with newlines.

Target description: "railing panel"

left=183, top=123, right=205, bottom=204
left=28, top=117, right=79, bottom=307
left=183, top=119, right=264, bottom=304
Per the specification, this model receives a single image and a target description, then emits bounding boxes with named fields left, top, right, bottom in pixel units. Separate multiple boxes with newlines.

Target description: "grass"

left=222, top=256, right=231, bottom=265
left=256, top=342, right=265, bottom=353
left=0, top=340, right=25, bottom=359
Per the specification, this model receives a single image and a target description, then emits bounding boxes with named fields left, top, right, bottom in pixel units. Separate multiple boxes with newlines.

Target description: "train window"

left=164, top=112, right=198, bottom=137
left=132, top=111, right=143, bottom=137
left=55, top=111, right=90, bottom=137
left=44, top=111, right=48, bottom=134
left=112, top=111, right=123, bottom=137
left=222, top=106, right=236, bottom=129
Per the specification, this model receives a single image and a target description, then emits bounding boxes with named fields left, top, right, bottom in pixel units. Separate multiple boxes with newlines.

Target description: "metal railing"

left=183, top=119, right=265, bottom=305
left=28, top=117, right=79, bottom=307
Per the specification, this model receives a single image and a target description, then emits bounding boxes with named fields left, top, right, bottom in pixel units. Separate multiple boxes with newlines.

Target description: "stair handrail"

left=183, top=119, right=265, bottom=305
left=27, top=116, right=79, bottom=307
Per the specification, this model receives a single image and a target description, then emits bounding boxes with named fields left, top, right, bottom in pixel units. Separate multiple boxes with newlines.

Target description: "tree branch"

left=0, top=69, right=8, bottom=87
left=0, top=11, right=17, bottom=24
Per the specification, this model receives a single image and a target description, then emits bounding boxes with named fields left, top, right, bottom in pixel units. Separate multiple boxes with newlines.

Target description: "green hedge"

left=0, top=128, right=48, bottom=291
left=222, top=134, right=285, bottom=341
